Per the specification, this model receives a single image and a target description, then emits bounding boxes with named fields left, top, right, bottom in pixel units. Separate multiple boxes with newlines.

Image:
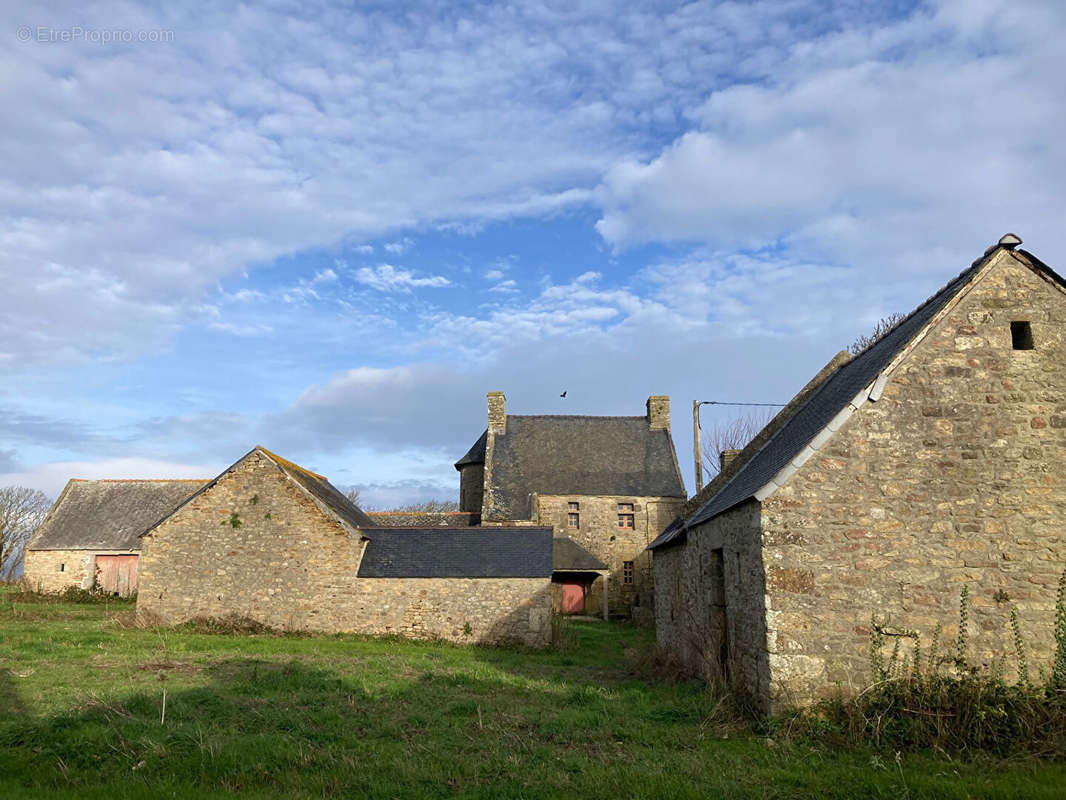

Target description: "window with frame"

left=617, top=502, right=634, bottom=528
left=623, top=560, right=634, bottom=585
left=567, top=501, right=580, bottom=528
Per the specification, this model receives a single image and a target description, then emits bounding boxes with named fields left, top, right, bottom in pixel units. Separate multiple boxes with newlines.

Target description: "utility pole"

left=692, top=400, right=703, bottom=493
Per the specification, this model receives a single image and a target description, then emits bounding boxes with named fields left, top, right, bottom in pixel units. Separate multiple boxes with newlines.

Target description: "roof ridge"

left=70, top=478, right=210, bottom=483
left=256, top=445, right=327, bottom=481
left=508, top=414, right=646, bottom=420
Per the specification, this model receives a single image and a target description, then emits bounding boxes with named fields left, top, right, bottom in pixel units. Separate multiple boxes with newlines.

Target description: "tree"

left=700, top=410, right=773, bottom=479
left=0, top=486, right=52, bottom=580
left=850, top=312, right=906, bottom=355
left=343, top=487, right=362, bottom=507
left=388, top=500, right=461, bottom=512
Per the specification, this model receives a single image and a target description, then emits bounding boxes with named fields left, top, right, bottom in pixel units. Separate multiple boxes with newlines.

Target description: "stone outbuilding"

left=23, top=478, right=206, bottom=595
left=456, top=393, right=686, bottom=617
left=650, top=236, right=1066, bottom=711
left=137, top=446, right=553, bottom=645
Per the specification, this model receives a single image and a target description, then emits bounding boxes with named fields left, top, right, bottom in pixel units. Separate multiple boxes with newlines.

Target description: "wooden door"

left=95, top=555, right=139, bottom=596
left=561, top=582, right=586, bottom=614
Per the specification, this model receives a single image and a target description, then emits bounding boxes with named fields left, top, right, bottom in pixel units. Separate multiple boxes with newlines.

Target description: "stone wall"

left=458, top=464, right=484, bottom=513
left=536, top=493, right=682, bottom=616
left=138, top=450, right=551, bottom=646
left=652, top=501, right=770, bottom=709
left=760, top=252, right=1066, bottom=706
left=23, top=549, right=138, bottom=594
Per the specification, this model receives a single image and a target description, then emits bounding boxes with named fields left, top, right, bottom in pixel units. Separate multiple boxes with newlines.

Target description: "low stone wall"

left=22, top=549, right=137, bottom=594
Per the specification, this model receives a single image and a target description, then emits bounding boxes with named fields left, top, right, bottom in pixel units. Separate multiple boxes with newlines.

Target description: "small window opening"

left=59, top=563, right=65, bottom=572
left=622, top=560, right=634, bottom=585
left=1011, top=321, right=1034, bottom=350
left=567, top=501, right=579, bottom=528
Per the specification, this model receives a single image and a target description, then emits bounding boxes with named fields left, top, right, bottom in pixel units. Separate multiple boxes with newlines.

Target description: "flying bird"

left=560, top=391, right=567, bottom=398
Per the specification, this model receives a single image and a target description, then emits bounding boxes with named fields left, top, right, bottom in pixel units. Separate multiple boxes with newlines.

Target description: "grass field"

left=1, top=587, right=1064, bottom=798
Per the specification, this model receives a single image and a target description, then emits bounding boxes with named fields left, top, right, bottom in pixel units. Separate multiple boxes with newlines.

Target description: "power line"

left=698, top=400, right=786, bottom=408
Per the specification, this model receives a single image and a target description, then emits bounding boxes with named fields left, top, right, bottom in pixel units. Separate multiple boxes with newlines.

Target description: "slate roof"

left=367, top=511, right=480, bottom=527
left=356, top=527, right=553, bottom=578
left=485, top=415, right=685, bottom=520
left=454, top=430, right=487, bottom=469
left=29, top=479, right=208, bottom=551
left=650, top=244, right=1064, bottom=550
left=552, top=536, right=607, bottom=571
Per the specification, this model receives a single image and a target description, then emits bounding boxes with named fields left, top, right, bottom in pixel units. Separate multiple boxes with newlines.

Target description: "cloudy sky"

left=2, top=0, right=1064, bottom=506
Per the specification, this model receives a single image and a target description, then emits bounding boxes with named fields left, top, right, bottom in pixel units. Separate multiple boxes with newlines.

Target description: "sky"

left=2, top=0, right=1065, bottom=507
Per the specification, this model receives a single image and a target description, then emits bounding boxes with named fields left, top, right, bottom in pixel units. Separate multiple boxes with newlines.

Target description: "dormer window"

left=1011, top=321, right=1034, bottom=350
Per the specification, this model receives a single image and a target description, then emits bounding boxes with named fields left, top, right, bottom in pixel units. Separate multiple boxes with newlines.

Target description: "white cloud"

left=354, top=264, right=451, bottom=292
left=0, top=457, right=222, bottom=498
left=595, top=1, right=1066, bottom=271
left=488, top=279, right=518, bottom=293
left=484, top=269, right=505, bottom=280
left=383, top=238, right=414, bottom=255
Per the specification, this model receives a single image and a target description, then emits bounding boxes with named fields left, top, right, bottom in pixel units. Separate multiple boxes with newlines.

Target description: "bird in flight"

left=560, top=391, right=567, bottom=398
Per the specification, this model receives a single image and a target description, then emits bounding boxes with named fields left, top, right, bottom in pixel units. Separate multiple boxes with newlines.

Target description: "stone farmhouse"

left=23, top=479, right=206, bottom=596
left=649, top=235, right=1066, bottom=711
left=455, top=392, right=686, bottom=618
left=136, top=446, right=554, bottom=645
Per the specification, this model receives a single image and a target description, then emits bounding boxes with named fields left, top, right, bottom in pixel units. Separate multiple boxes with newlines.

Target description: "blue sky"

left=2, top=0, right=1065, bottom=506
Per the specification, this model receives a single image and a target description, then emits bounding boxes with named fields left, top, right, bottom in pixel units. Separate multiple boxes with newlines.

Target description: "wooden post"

left=693, top=400, right=703, bottom=492
left=602, top=572, right=608, bottom=621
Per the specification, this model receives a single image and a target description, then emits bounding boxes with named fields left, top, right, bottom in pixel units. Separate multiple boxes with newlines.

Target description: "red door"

left=96, top=555, right=139, bottom=596
left=561, top=582, right=586, bottom=614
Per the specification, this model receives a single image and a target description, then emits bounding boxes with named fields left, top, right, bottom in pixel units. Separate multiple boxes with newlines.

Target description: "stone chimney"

left=719, top=449, right=741, bottom=472
left=646, top=395, right=670, bottom=430
left=487, top=391, right=507, bottom=435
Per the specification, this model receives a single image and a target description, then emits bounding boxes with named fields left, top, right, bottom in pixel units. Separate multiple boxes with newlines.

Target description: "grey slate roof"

left=454, top=430, right=486, bottom=469
left=649, top=245, right=1065, bottom=550
left=487, top=415, right=685, bottom=520
left=29, top=479, right=207, bottom=551
left=356, top=527, right=553, bottom=578
left=552, top=536, right=607, bottom=571
left=367, top=511, right=480, bottom=527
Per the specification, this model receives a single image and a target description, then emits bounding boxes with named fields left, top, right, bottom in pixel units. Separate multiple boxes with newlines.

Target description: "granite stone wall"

left=138, top=450, right=551, bottom=646
left=23, top=549, right=138, bottom=594
left=536, top=494, right=682, bottom=617
left=652, top=501, right=770, bottom=709
left=759, top=254, right=1066, bottom=706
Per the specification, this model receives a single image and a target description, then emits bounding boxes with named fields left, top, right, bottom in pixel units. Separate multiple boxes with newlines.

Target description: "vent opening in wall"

left=59, top=563, right=65, bottom=572
left=1011, top=321, right=1034, bottom=350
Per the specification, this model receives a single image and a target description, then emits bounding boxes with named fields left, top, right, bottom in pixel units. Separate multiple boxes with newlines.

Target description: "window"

left=617, top=502, right=634, bottom=528
left=59, top=563, right=65, bottom=572
left=1011, top=321, right=1034, bottom=350
left=567, top=501, right=579, bottom=528
left=623, top=560, right=634, bottom=585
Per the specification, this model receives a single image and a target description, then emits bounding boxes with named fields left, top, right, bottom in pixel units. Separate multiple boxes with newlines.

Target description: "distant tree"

left=850, top=312, right=906, bottom=355
left=343, top=487, right=362, bottom=507
left=0, top=486, right=52, bottom=580
left=390, top=500, right=460, bottom=513
left=700, top=410, right=773, bottom=479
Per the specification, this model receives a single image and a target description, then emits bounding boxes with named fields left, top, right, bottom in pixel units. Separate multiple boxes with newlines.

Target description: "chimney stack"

left=487, top=391, right=507, bottom=435
left=719, top=449, right=741, bottom=472
left=646, top=395, right=670, bottom=430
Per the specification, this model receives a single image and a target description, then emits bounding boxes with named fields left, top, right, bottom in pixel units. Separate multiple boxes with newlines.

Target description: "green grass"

left=1, top=586, right=1064, bottom=798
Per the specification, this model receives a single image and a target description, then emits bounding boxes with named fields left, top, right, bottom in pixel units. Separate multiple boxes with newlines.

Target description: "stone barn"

left=650, top=235, right=1066, bottom=711
left=456, top=393, right=686, bottom=617
left=137, top=446, right=553, bottom=645
left=23, top=479, right=206, bottom=595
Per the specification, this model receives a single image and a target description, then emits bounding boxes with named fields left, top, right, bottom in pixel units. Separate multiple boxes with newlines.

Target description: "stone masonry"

left=654, top=246, right=1066, bottom=711
left=537, top=494, right=682, bottom=616
left=138, top=449, right=551, bottom=646
left=23, top=549, right=138, bottom=594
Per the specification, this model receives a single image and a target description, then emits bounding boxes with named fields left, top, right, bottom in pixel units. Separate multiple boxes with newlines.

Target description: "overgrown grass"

left=2, top=586, right=1066, bottom=797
